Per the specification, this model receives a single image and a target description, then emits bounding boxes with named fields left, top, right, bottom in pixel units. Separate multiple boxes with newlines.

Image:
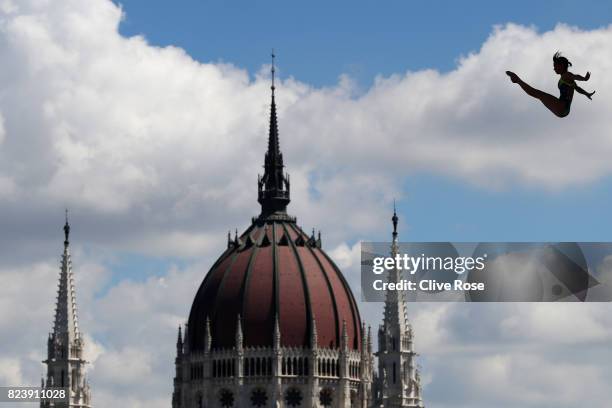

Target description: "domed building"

left=171, top=57, right=424, bottom=408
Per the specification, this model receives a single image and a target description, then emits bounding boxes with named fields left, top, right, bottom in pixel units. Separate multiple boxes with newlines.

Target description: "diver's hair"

left=553, top=51, right=572, bottom=69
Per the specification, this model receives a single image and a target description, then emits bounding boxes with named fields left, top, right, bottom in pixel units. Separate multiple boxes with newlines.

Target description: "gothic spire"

left=53, top=212, right=80, bottom=342
left=382, top=204, right=409, bottom=337
left=376, top=205, right=425, bottom=407
left=257, top=51, right=291, bottom=216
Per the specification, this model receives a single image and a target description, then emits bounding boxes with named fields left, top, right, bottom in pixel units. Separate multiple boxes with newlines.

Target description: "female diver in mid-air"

left=506, top=52, right=595, bottom=118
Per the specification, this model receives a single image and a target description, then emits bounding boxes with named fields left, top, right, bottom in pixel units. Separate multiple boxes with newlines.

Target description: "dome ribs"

left=241, top=225, right=275, bottom=347
left=188, top=221, right=363, bottom=351
left=280, top=222, right=313, bottom=347
left=277, top=224, right=310, bottom=347
left=187, top=249, right=239, bottom=350
left=326, top=251, right=363, bottom=350
left=287, top=224, right=339, bottom=349
left=316, top=250, right=362, bottom=352
left=212, top=245, right=257, bottom=349
left=272, top=223, right=281, bottom=339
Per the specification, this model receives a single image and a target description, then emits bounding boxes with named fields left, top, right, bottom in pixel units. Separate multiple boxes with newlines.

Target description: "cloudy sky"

left=1, top=0, right=612, bottom=407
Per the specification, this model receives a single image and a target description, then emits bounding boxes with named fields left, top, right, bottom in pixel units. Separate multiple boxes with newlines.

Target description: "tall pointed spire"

left=53, top=211, right=80, bottom=342
left=42, top=214, right=92, bottom=407
left=257, top=50, right=291, bottom=217
left=375, top=204, right=425, bottom=407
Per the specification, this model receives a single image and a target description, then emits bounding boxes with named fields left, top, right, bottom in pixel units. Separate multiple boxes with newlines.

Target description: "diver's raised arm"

left=572, top=72, right=590, bottom=81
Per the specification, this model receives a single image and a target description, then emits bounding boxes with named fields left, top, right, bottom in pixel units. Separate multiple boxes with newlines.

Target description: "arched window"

left=60, top=370, right=65, bottom=387
left=244, top=358, right=250, bottom=376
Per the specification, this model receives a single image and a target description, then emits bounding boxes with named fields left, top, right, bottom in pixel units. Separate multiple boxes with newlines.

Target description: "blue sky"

left=113, top=0, right=612, bottom=244
left=117, top=0, right=612, bottom=87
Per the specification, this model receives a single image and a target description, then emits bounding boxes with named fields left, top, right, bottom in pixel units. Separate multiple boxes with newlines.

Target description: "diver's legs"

left=506, top=71, right=568, bottom=117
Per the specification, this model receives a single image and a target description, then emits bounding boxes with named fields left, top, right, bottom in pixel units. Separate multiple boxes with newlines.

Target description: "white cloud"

left=1, top=1, right=612, bottom=261
left=500, top=303, right=612, bottom=344
left=0, top=357, right=23, bottom=385
left=329, top=241, right=361, bottom=270
left=1, top=1, right=612, bottom=407
left=95, top=347, right=153, bottom=386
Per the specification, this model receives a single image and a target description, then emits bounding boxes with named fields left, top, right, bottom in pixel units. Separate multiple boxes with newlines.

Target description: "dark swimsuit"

left=558, top=78, right=574, bottom=117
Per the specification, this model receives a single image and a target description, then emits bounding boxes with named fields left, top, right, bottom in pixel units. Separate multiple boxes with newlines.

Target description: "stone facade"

left=173, top=318, right=374, bottom=407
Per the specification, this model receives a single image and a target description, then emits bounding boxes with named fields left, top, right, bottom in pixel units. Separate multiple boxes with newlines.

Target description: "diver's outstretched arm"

left=572, top=72, right=590, bottom=81
left=575, top=85, right=595, bottom=100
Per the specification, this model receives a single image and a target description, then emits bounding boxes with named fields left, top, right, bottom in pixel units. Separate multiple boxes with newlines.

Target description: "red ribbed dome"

left=188, top=61, right=362, bottom=352
left=187, top=219, right=363, bottom=351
